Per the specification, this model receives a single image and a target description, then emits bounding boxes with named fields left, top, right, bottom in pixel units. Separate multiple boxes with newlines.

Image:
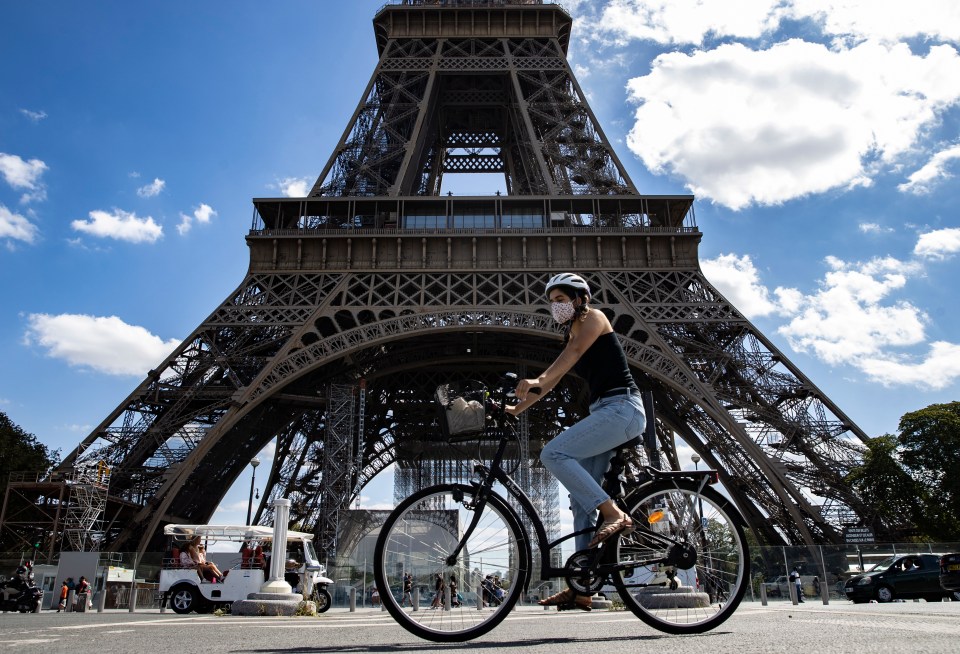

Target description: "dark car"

left=844, top=554, right=960, bottom=603
left=940, top=553, right=960, bottom=592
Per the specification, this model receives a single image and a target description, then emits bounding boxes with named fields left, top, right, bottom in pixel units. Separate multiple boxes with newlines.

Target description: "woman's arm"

left=508, top=310, right=610, bottom=415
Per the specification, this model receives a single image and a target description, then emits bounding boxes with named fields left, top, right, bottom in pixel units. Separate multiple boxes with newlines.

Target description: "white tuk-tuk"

left=158, top=524, right=333, bottom=614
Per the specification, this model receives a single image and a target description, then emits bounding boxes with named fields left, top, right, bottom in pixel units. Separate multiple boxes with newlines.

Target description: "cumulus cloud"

left=625, top=40, right=960, bottom=209
left=588, top=0, right=787, bottom=46
left=20, top=108, right=48, bottom=123
left=177, top=203, right=217, bottom=235
left=0, top=204, right=39, bottom=245
left=136, top=177, right=166, bottom=198
left=914, top=227, right=960, bottom=260
left=778, top=256, right=927, bottom=365
left=581, top=0, right=960, bottom=47
left=705, top=248, right=960, bottom=389
left=701, top=253, right=782, bottom=319
left=0, top=152, right=48, bottom=203
left=276, top=177, right=312, bottom=197
left=898, top=144, right=960, bottom=194
left=24, top=313, right=180, bottom=377
left=71, top=209, right=163, bottom=243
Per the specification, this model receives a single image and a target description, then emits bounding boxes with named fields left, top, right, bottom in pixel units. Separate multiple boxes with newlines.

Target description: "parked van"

left=158, top=524, right=332, bottom=614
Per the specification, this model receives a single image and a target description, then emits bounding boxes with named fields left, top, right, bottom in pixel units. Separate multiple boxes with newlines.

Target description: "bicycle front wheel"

left=374, top=483, right=529, bottom=642
left=612, top=480, right=748, bottom=633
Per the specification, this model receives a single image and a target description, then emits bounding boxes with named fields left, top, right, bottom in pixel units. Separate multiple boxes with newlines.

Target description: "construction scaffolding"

left=62, top=460, right=111, bottom=551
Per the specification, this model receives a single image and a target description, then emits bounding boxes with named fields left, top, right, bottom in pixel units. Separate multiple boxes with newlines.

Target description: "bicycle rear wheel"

left=374, top=483, right=529, bottom=642
left=612, top=480, right=748, bottom=633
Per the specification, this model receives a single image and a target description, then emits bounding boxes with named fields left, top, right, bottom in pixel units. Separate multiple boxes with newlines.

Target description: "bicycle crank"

left=564, top=550, right=606, bottom=594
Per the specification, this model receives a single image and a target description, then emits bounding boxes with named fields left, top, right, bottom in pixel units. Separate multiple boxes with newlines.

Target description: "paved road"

left=1, top=601, right=958, bottom=653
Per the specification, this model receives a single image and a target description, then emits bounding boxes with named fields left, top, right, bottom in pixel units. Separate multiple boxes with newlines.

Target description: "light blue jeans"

left=541, top=392, right=646, bottom=551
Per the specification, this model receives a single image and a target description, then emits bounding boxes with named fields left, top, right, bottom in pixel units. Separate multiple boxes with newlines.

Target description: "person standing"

left=56, top=580, right=68, bottom=612
left=75, top=576, right=92, bottom=610
left=789, top=566, right=804, bottom=603
left=401, top=573, right=413, bottom=607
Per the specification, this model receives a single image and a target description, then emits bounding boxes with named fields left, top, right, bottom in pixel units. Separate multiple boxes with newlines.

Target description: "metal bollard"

left=788, top=583, right=798, bottom=606
left=477, top=583, right=484, bottom=611
left=66, top=589, right=76, bottom=613
left=98, top=570, right=108, bottom=613
left=444, top=584, right=451, bottom=611
left=160, top=592, right=167, bottom=614
left=759, top=582, right=768, bottom=606
left=349, top=586, right=356, bottom=612
left=33, top=590, right=43, bottom=613
left=129, top=578, right=138, bottom=613
left=820, top=581, right=830, bottom=605
left=412, top=587, right=419, bottom=612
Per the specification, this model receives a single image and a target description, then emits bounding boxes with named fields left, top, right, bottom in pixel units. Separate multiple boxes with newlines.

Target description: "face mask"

left=551, top=301, right=575, bottom=324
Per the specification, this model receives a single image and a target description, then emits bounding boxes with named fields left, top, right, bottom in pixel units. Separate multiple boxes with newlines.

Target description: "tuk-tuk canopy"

left=163, top=524, right=315, bottom=542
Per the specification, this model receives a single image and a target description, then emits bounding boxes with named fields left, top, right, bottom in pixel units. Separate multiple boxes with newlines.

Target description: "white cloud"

left=24, top=313, right=180, bottom=377
left=705, top=251, right=960, bottom=389
left=857, top=342, right=960, bottom=390
left=0, top=204, right=39, bottom=245
left=624, top=39, right=960, bottom=209
left=590, top=0, right=786, bottom=46
left=914, top=227, right=960, bottom=260
left=136, top=177, right=166, bottom=198
left=774, top=256, right=960, bottom=388
left=898, top=144, right=960, bottom=194
left=858, top=222, right=894, bottom=234
left=71, top=208, right=163, bottom=243
left=276, top=177, right=312, bottom=197
left=20, top=108, right=47, bottom=123
left=177, top=203, right=217, bottom=235
left=0, top=152, right=48, bottom=203
left=701, top=253, right=782, bottom=319
left=581, top=1, right=960, bottom=47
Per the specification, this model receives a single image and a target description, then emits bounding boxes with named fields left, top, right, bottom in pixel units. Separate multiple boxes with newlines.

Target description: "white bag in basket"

left=447, top=396, right=485, bottom=435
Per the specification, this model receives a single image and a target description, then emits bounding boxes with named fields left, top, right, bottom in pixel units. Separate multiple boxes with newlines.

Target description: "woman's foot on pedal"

left=537, top=588, right=592, bottom=611
left=588, top=514, right=634, bottom=548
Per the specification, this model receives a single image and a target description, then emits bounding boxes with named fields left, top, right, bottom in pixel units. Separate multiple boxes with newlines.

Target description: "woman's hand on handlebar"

left=514, top=378, right=542, bottom=402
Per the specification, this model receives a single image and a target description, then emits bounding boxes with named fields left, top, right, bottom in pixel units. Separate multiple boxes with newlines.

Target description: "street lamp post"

left=246, top=457, right=260, bottom=526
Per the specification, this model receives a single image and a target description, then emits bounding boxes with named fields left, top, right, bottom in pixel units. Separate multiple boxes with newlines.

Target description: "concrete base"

left=230, top=592, right=307, bottom=617
left=590, top=595, right=613, bottom=610
left=633, top=586, right=710, bottom=609
left=260, top=580, right=293, bottom=594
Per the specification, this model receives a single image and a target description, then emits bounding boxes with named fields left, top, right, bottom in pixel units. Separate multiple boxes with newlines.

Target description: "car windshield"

left=869, top=556, right=896, bottom=572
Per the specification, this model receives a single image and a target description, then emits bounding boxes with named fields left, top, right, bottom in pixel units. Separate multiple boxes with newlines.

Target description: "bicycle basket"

left=435, top=382, right=487, bottom=437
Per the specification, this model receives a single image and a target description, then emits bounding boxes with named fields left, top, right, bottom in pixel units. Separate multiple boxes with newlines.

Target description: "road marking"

left=0, top=639, right=61, bottom=646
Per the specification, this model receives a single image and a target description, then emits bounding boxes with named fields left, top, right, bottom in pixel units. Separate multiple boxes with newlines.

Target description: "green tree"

left=0, top=411, right=60, bottom=553
left=845, top=434, right=925, bottom=535
left=897, top=401, right=960, bottom=540
left=0, top=410, right=58, bottom=495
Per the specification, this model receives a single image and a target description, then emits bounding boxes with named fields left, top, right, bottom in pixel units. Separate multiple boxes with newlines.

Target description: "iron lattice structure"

left=7, top=0, right=888, bottom=558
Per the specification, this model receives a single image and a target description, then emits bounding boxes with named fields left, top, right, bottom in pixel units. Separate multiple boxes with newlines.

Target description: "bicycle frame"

left=451, top=426, right=713, bottom=591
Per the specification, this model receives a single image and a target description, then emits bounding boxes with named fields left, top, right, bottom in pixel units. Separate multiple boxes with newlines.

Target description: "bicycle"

left=373, top=374, right=750, bottom=642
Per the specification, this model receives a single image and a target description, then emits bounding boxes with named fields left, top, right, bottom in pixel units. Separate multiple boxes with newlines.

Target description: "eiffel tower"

left=15, top=0, right=884, bottom=557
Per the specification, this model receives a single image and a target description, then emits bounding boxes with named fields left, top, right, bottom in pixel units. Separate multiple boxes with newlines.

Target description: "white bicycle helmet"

left=544, top=272, right=591, bottom=299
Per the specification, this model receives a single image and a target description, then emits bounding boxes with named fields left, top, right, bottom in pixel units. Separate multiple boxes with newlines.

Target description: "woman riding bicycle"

left=505, top=272, right=646, bottom=610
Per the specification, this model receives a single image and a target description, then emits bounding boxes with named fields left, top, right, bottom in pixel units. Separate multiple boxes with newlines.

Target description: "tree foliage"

left=845, top=401, right=960, bottom=542
left=845, top=434, right=924, bottom=534
left=0, top=410, right=59, bottom=493
left=897, top=401, right=960, bottom=541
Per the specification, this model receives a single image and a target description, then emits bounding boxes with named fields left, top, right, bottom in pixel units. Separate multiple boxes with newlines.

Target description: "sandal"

left=538, top=588, right=592, bottom=612
left=588, top=514, right=634, bottom=548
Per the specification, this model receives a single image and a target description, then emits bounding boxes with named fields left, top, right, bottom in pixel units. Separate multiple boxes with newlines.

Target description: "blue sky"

left=2, top=0, right=960, bottom=528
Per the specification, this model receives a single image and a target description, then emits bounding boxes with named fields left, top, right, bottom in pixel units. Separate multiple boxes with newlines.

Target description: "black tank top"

left=573, top=331, right=639, bottom=403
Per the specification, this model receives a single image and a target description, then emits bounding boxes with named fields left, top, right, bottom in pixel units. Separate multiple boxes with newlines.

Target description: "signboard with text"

left=843, top=526, right=875, bottom=544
